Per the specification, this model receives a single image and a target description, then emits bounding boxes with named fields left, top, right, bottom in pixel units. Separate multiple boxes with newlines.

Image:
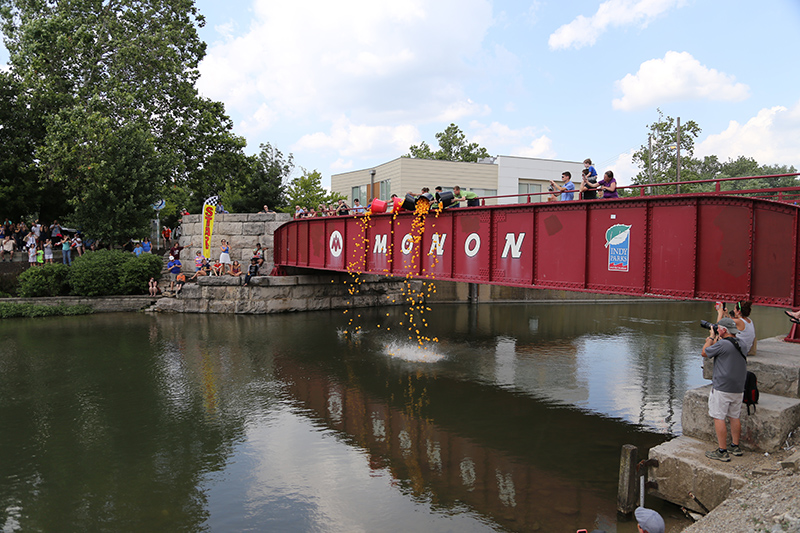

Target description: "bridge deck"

left=273, top=195, right=799, bottom=308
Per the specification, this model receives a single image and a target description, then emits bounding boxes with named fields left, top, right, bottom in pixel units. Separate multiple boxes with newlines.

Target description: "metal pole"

left=676, top=117, right=681, bottom=193
left=648, top=134, right=653, bottom=195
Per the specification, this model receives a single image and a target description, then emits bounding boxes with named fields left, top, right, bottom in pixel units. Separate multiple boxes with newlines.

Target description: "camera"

left=548, top=185, right=555, bottom=192
left=700, top=320, right=718, bottom=335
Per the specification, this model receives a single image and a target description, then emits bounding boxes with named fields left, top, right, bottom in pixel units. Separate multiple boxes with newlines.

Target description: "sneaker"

left=727, top=444, right=743, bottom=456
left=705, top=448, right=731, bottom=462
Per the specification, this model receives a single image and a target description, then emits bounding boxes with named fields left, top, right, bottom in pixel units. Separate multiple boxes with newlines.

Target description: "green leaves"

left=407, top=123, right=491, bottom=163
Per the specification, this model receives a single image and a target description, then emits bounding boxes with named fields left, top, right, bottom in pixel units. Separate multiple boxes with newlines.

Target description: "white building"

left=330, top=155, right=586, bottom=206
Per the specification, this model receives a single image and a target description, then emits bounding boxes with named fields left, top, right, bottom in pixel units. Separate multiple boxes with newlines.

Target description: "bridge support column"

left=468, top=283, right=479, bottom=304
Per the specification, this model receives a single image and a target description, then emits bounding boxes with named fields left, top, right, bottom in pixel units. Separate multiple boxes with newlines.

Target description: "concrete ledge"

left=648, top=436, right=748, bottom=513
left=197, top=276, right=243, bottom=286
left=2, top=295, right=159, bottom=313
left=748, top=337, right=800, bottom=398
left=681, top=385, right=800, bottom=452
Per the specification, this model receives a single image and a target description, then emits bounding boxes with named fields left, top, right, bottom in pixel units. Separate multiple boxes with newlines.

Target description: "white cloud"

left=604, top=150, right=639, bottom=186
left=293, top=116, right=419, bottom=159
left=696, top=100, right=800, bottom=167
left=549, top=0, right=684, bottom=50
left=0, top=64, right=8, bottom=73
left=471, top=121, right=555, bottom=158
left=612, top=51, right=750, bottom=111
left=198, top=0, right=495, bottom=125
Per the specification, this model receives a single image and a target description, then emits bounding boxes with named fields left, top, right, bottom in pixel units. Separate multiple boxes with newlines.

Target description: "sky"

left=3, top=0, right=800, bottom=188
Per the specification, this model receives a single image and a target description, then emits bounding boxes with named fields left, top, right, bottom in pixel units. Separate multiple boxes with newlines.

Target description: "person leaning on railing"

left=598, top=170, right=619, bottom=198
left=452, top=185, right=480, bottom=207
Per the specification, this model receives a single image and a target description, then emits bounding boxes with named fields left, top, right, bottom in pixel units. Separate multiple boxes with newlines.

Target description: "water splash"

left=383, top=340, right=445, bottom=363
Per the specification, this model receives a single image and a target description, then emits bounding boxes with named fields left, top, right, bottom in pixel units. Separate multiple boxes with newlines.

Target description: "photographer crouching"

left=701, top=317, right=747, bottom=462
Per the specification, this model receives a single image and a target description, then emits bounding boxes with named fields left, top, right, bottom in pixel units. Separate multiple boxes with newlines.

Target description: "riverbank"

left=1, top=295, right=159, bottom=312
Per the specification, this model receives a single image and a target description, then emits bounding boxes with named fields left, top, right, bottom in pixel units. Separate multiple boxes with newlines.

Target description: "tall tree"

left=221, top=143, right=292, bottom=213
left=631, top=109, right=702, bottom=186
left=0, top=0, right=250, bottom=234
left=407, top=123, right=491, bottom=162
left=285, top=169, right=345, bottom=211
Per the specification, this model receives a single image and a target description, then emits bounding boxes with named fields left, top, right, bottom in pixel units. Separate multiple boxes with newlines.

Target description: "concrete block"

left=681, top=384, right=800, bottom=452
left=746, top=337, right=800, bottom=398
left=265, top=276, right=299, bottom=286
left=198, top=276, right=240, bottom=286
left=214, top=221, right=243, bottom=235
left=242, top=222, right=266, bottom=236
left=779, top=451, right=800, bottom=471
left=647, top=436, right=748, bottom=513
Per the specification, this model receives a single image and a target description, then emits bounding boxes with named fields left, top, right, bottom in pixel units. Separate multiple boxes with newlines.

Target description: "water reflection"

left=0, top=303, right=787, bottom=532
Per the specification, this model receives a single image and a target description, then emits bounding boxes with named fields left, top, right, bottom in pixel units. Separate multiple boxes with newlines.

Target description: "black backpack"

left=743, top=371, right=759, bottom=415
left=724, top=337, right=759, bottom=414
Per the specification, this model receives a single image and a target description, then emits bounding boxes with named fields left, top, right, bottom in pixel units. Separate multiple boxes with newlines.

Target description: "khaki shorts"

left=708, top=388, right=743, bottom=420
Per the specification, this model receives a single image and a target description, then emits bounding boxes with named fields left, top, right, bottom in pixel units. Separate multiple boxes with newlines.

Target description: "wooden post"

left=617, top=444, right=638, bottom=515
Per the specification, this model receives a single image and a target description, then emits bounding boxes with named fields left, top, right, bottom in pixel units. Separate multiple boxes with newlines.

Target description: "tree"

left=407, top=123, right=491, bottom=162
left=0, top=0, right=249, bottom=229
left=631, top=109, right=702, bottom=186
left=285, top=169, right=346, bottom=211
left=39, top=107, right=168, bottom=244
left=221, top=143, right=292, bottom=213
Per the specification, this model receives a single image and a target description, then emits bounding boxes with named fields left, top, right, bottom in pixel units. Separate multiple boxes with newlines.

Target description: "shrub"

left=17, top=264, right=71, bottom=297
left=119, top=253, right=163, bottom=294
left=68, top=250, right=163, bottom=296
left=0, top=302, right=94, bottom=318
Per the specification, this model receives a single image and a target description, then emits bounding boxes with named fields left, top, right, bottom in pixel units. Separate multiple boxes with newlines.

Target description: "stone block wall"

left=177, top=212, right=292, bottom=272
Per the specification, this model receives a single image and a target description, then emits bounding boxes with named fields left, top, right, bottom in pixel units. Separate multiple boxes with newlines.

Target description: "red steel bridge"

left=272, top=174, right=800, bottom=309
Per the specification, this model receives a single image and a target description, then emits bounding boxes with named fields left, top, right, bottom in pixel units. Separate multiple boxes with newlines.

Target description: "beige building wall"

left=331, top=157, right=499, bottom=206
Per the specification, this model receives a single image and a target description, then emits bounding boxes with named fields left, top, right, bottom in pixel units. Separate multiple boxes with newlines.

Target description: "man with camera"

left=701, top=317, right=747, bottom=462
left=549, top=171, right=575, bottom=201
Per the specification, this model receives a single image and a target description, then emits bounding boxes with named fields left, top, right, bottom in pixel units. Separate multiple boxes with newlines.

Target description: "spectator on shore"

left=175, top=272, right=186, bottom=296
left=261, top=205, right=274, bottom=213
left=229, top=260, right=242, bottom=277
left=73, top=234, right=84, bottom=256
left=252, top=243, right=264, bottom=268
left=61, top=235, right=72, bottom=265
left=172, top=224, right=182, bottom=242
left=44, top=238, right=53, bottom=263
left=243, top=257, right=259, bottom=286
left=51, top=220, right=62, bottom=242
left=36, top=245, right=44, bottom=266
left=167, top=255, right=182, bottom=292
left=634, top=507, right=664, bottom=533
left=1, top=235, right=15, bottom=262
left=148, top=277, right=159, bottom=296
left=170, top=240, right=191, bottom=261
left=219, top=239, right=232, bottom=274
left=161, top=226, right=171, bottom=249
left=141, top=237, right=152, bottom=254
left=133, top=242, right=144, bottom=257
left=190, top=258, right=211, bottom=280
left=194, top=251, right=203, bottom=272
left=27, top=243, right=36, bottom=268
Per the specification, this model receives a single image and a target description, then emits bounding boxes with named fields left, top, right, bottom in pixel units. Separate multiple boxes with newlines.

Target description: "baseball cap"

left=717, top=317, right=739, bottom=335
left=635, top=507, right=665, bottom=533
left=169, top=255, right=174, bottom=260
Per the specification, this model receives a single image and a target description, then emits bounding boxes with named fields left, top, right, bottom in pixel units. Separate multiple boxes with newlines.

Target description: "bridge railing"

left=477, top=172, right=800, bottom=206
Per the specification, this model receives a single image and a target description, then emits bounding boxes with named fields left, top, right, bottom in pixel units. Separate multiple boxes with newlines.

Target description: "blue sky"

left=3, top=1, right=800, bottom=187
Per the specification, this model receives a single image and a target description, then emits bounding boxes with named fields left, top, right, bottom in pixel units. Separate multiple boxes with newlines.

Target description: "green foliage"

left=17, top=263, right=71, bottom=297
left=286, top=168, right=346, bottom=210
left=39, top=109, right=168, bottom=244
left=68, top=250, right=160, bottom=296
left=407, top=123, right=491, bottom=162
left=119, top=253, right=163, bottom=295
left=0, top=302, right=94, bottom=319
left=632, top=109, right=702, bottom=186
left=0, top=0, right=249, bottom=232
left=221, top=143, right=291, bottom=213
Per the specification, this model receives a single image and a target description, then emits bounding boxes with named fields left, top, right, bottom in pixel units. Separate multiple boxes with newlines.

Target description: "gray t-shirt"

left=706, top=337, right=747, bottom=393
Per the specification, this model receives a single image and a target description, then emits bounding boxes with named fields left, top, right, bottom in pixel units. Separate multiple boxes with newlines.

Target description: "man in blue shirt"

left=550, top=172, right=575, bottom=201
left=167, top=255, right=182, bottom=292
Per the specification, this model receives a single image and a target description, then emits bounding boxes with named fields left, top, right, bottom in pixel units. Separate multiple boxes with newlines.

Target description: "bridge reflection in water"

left=273, top=305, right=686, bottom=531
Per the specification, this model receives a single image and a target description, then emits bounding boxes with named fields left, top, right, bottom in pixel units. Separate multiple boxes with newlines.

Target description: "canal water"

left=0, top=302, right=788, bottom=532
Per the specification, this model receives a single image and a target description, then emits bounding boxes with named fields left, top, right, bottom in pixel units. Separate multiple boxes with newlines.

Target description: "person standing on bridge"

left=702, top=317, right=747, bottom=462
left=549, top=172, right=575, bottom=201
left=452, top=185, right=480, bottom=207
left=599, top=170, right=619, bottom=198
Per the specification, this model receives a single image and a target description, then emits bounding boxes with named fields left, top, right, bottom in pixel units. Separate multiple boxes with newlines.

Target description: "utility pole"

left=676, top=117, right=681, bottom=194
left=648, top=134, right=653, bottom=195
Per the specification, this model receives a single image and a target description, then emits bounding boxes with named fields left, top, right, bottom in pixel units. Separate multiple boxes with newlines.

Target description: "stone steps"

left=681, top=384, right=800, bottom=453
left=647, top=336, right=800, bottom=512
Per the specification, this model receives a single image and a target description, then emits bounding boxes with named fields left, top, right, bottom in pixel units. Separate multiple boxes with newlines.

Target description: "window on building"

left=471, top=188, right=497, bottom=205
left=351, top=185, right=367, bottom=204
left=380, top=179, right=391, bottom=200
left=518, top=181, right=542, bottom=203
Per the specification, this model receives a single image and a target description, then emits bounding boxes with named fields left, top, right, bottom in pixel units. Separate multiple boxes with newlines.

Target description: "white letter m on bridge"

left=373, top=234, right=387, bottom=254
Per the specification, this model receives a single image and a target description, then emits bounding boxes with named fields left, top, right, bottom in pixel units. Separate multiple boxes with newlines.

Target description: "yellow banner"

left=202, top=203, right=216, bottom=259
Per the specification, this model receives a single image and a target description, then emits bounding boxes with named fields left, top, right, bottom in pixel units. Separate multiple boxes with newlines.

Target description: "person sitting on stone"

left=229, top=260, right=242, bottom=277
left=190, top=258, right=211, bottom=280
left=243, top=257, right=259, bottom=286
